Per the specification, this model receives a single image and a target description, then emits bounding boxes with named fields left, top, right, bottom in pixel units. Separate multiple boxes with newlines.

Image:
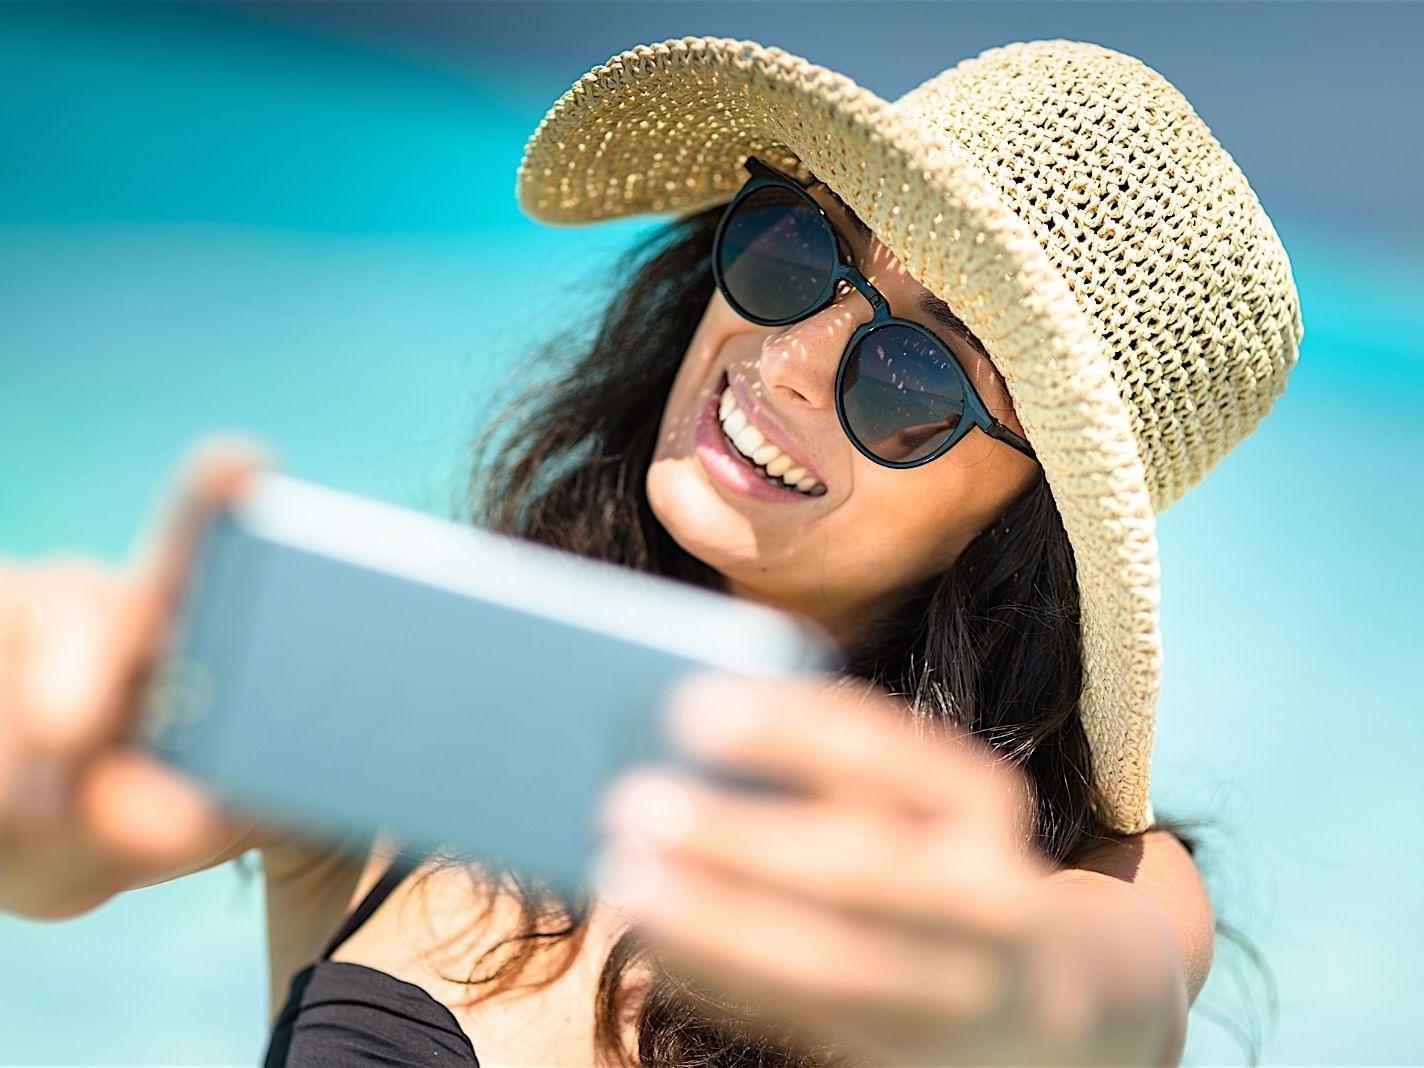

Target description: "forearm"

left=1026, top=868, right=1189, bottom=1066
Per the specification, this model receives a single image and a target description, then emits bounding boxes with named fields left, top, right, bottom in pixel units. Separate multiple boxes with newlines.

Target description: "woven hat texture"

left=516, top=36, right=1303, bottom=834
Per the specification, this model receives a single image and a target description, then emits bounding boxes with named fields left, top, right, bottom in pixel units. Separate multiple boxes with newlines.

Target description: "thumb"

left=127, top=434, right=273, bottom=640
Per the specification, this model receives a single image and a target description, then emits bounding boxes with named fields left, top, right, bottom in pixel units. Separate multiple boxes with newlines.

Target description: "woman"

left=0, top=36, right=1299, bottom=1066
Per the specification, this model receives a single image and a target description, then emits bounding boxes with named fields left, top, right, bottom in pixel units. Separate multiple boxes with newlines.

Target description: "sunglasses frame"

left=711, top=156, right=1037, bottom=468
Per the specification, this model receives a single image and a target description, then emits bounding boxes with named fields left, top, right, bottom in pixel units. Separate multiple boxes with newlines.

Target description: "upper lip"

left=722, top=368, right=826, bottom=485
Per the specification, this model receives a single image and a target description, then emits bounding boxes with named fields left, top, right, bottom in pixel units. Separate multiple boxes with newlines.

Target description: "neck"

left=718, top=576, right=900, bottom=654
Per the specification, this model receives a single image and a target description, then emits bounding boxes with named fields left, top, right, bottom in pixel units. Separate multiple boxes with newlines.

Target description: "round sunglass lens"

left=716, top=186, right=837, bottom=323
left=840, top=325, right=967, bottom=463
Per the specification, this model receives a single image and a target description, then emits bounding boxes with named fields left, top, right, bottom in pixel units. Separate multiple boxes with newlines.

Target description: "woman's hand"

left=0, top=439, right=269, bottom=919
left=595, top=673, right=1174, bottom=1066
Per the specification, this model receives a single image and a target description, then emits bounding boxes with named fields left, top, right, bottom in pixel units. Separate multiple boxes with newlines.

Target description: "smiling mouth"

left=715, top=372, right=827, bottom=497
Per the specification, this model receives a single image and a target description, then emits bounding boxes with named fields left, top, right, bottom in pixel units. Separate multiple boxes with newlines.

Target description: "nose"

left=756, top=282, right=871, bottom=410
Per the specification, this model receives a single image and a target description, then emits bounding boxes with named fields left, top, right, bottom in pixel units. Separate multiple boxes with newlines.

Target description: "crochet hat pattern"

left=515, top=36, right=1303, bottom=834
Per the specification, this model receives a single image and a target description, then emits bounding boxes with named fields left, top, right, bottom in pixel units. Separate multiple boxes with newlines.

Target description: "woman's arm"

left=0, top=441, right=284, bottom=920
left=1035, top=829, right=1214, bottom=1066
left=1056, top=828, right=1215, bottom=1003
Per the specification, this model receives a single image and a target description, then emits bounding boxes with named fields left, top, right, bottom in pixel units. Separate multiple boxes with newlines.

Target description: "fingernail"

left=666, top=673, right=761, bottom=756
left=601, top=771, right=695, bottom=848
left=591, top=841, right=667, bottom=914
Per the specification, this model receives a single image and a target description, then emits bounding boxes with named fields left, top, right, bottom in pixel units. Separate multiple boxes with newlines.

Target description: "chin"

left=646, top=454, right=759, bottom=577
left=647, top=454, right=843, bottom=624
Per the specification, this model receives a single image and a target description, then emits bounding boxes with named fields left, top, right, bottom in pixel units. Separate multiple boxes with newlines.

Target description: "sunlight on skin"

left=647, top=181, right=1039, bottom=647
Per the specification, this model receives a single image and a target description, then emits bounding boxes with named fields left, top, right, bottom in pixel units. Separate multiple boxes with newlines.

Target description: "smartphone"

left=140, top=472, right=842, bottom=893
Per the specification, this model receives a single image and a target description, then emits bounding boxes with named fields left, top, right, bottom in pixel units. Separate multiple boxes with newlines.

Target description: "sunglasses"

left=711, top=157, right=1037, bottom=468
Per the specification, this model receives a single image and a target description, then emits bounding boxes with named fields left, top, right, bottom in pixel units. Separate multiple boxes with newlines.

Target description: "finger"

left=73, top=748, right=226, bottom=874
left=596, top=842, right=1011, bottom=1032
left=13, top=565, right=131, bottom=754
left=0, top=582, right=46, bottom=812
left=601, top=769, right=1046, bottom=942
left=128, top=435, right=272, bottom=638
left=1, top=567, right=141, bottom=834
left=665, top=672, right=1023, bottom=827
left=1, top=575, right=148, bottom=837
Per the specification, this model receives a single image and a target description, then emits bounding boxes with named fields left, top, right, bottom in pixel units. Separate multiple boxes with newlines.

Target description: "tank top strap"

left=319, top=844, right=434, bottom=961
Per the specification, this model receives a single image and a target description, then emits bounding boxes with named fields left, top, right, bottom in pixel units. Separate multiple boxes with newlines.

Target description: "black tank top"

left=262, top=846, right=480, bottom=1066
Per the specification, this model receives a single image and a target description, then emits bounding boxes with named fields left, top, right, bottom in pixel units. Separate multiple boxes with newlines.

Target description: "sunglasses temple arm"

left=984, top=420, right=1038, bottom=461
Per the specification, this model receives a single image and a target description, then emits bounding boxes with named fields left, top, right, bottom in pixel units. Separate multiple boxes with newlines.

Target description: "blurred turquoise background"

left=2, top=3, right=1420, bottom=1064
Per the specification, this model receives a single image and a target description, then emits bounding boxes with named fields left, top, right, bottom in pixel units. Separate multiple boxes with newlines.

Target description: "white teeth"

left=716, top=379, right=826, bottom=496
left=751, top=444, right=781, bottom=466
left=732, top=425, right=765, bottom=455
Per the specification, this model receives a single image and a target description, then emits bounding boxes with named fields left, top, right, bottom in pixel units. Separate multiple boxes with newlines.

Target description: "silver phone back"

left=142, top=473, right=841, bottom=893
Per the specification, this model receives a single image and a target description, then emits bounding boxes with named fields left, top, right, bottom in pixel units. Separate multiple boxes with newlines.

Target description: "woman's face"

left=647, top=180, right=1039, bottom=645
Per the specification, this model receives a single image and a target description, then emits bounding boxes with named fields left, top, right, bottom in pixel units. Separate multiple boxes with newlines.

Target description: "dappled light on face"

left=652, top=171, right=1033, bottom=546
left=754, top=294, right=867, bottom=409
left=803, top=187, right=1025, bottom=467
left=647, top=221, right=1044, bottom=666
left=657, top=367, right=708, bottom=450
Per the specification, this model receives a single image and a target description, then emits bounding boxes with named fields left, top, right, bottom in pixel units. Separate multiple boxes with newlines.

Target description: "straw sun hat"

left=515, top=36, right=1303, bottom=834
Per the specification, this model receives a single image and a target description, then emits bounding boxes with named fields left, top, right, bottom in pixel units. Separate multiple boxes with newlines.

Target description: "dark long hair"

left=419, top=206, right=1272, bottom=1065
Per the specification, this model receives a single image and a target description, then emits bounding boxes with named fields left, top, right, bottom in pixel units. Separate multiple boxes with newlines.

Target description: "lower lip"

left=694, top=377, right=818, bottom=503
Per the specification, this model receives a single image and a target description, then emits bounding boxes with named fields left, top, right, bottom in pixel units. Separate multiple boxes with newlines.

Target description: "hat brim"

left=518, top=37, right=1162, bottom=835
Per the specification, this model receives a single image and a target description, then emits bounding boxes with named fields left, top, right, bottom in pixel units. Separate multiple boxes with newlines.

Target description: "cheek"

left=652, top=298, right=733, bottom=465
left=825, top=493, right=964, bottom=591
left=836, top=457, right=1025, bottom=583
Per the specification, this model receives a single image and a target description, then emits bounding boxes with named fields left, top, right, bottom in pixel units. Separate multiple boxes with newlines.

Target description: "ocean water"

left=1, top=7, right=1420, bottom=1065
